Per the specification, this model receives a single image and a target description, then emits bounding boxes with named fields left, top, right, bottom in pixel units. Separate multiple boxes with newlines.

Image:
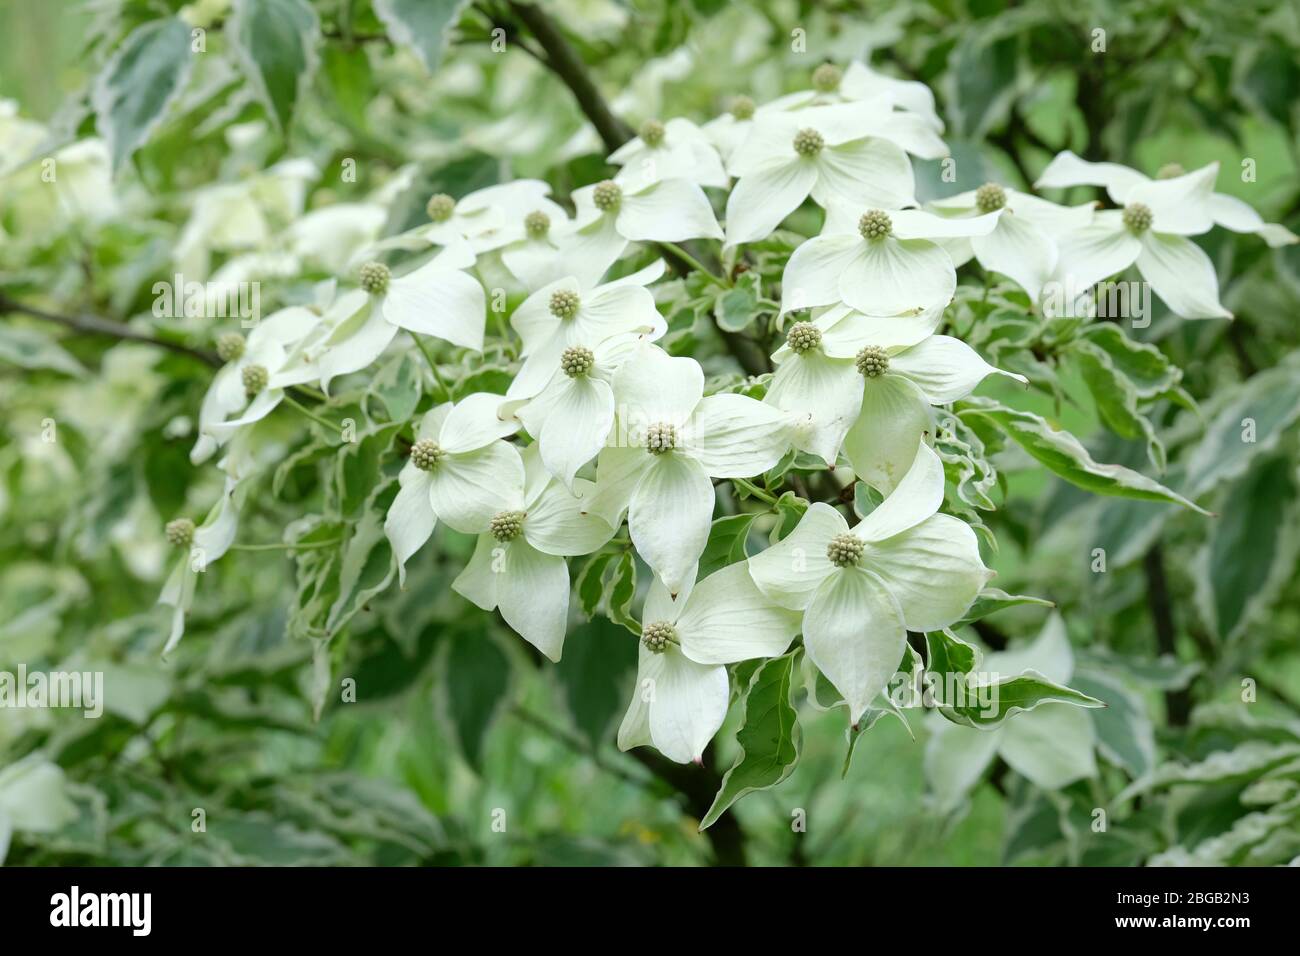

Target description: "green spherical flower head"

left=642, top=620, right=677, bottom=653
left=855, top=345, right=889, bottom=378
left=1123, top=202, right=1153, bottom=234
left=426, top=193, right=455, bottom=223
left=640, top=118, right=666, bottom=147
left=786, top=321, right=822, bottom=354
left=858, top=209, right=892, bottom=241
left=975, top=182, right=1007, bottom=213
left=549, top=288, right=580, bottom=320
left=730, top=95, right=755, bottom=121
left=410, top=437, right=446, bottom=471
left=826, top=532, right=864, bottom=568
left=561, top=345, right=595, bottom=378
left=241, top=363, right=268, bottom=398
left=165, top=517, right=195, bottom=548
left=645, top=421, right=678, bottom=455
left=358, top=261, right=390, bottom=296
left=812, top=63, right=842, bottom=93
left=215, top=332, right=245, bottom=363
left=524, top=209, right=551, bottom=238
left=489, top=509, right=526, bottom=543
left=793, top=127, right=824, bottom=157
left=593, top=180, right=622, bottom=212
left=1156, top=162, right=1185, bottom=180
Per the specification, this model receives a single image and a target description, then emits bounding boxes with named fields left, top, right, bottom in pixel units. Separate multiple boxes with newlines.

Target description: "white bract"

left=610, top=116, right=728, bottom=188
left=748, top=443, right=992, bottom=722
left=192, top=305, right=321, bottom=463
left=584, top=343, right=792, bottom=593
left=782, top=207, right=1000, bottom=316
left=452, top=447, right=616, bottom=661
left=158, top=474, right=242, bottom=656
left=725, top=103, right=916, bottom=246
left=924, top=614, right=1099, bottom=810
left=618, top=563, right=802, bottom=763
left=383, top=394, right=525, bottom=586
left=1035, top=154, right=1233, bottom=318
left=927, top=183, right=1096, bottom=301
left=506, top=260, right=667, bottom=400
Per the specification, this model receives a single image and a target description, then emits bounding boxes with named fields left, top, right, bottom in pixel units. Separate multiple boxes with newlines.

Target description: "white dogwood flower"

left=927, top=182, right=1096, bottom=301
left=1037, top=150, right=1298, bottom=247
left=384, top=394, right=525, bottom=586
left=158, top=474, right=242, bottom=656
left=192, top=305, right=321, bottom=463
left=517, top=331, right=657, bottom=491
left=701, top=95, right=758, bottom=164
left=583, top=344, right=792, bottom=592
left=451, top=446, right=616, bottom=661
left=763, top=61, right=944, bottom=133
left=725, top=103, right=916, bottom=246
left=925, top=614, right=1098, bottom=809
left=609, top=116, right=728, bottom=188
left=781, top=207, right=1000, bottom=316
left=506, top=260, right=667, bottom=399
left=748, top=442, right=992, bottom=722
left=559, top=172, right=723, bottom=286
left=1034, top=155, right=1232, bottom=318
left=415, top=179, right=557, bottom=247
left=618, top=562, right=802, bottom=763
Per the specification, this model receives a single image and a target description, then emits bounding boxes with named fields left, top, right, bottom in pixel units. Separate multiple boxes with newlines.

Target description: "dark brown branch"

left=1143, top=543, right=1191, bottom=725
left=505, top=1, right=633, bottom=152
left=0, top=293, right=220, bottom=367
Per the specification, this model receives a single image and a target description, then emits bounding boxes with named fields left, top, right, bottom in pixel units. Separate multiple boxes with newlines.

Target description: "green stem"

left=732, top=477, right=778, bottom=506
left=408, top=331, right=450, bottom=400
left=229, top=538, right=343, bottom=552
left=283, top=393, right=344, bottom=434
left=661, top=242, right=728, bottom=288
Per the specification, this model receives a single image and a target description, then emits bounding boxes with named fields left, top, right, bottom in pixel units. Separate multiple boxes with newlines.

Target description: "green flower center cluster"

left=524, top=210, right=551, bottom=238
left=1156, top=163, right=1185, bottom=179
left=640, top=119, right=666, bottom=147
left=1123, top=202, right=1153, bottom=233
left=975, top=182, right=1007, bottom=213
left=786, top=322, right=822, bottom=354
left=812, top=63, right=842, bottom=92
left=642, top=620, right=676, bottom=653
left=410, top=438, right=446, bottom=471
left=489, top=510, right=526, bottom=542
left=549, top=289, right=580, bottom=319
left=561, top=345, right=595, bottom=377
left=426, top=193, right=455, bottom=222
left=216, top=332, right=246, bottom=363
left=593, top=180, right=622, bottom=212
left=645, top=421, right=678, bottom=455
left=859, top=209, right=892, bottom=240
left=730, top=95, right=755, bottom=121
left=826, top=532, right=864, bottom=567
left=855, top=346, right=889, bottom=378
left=241, top=363, right=268, bottom=398
left=165, top=517, right=195, bottom=548
left=358, top=261, right=391, bottom=295
left=793, top=127, right=824, bottom=157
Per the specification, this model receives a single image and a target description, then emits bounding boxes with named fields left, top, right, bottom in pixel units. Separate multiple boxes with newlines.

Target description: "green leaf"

left=1195, top=454, right=1299, bottom=642
left=555, top=617, right=638, bottom=746
left=440, top=631, right=511, bottom=770
left=373, top=0, right=471, bottom=74
left=606, top=550, right=638, bottom=633
left=1079, top=324, right=1182, bottom=399
left=1118, top=742, right=1300, bottom=801
left=937, top=670, right=1103, bottom=729
left=229, top=0, right=321, bottom=133
left=701, top=650, right=801, bottom=829
left=697, top=512, right=757, bottom=578
left=925, top=628, right=981, bottom=679
left=713, top=270, right=765, bottom=332
left=92, top=17, right=195, bottom=170
left=957, top=588, right=1054, bottom=625
left=958, top=397, right=1208, bottom=513
left=574, top=551, right=615, bottom=618
left=769, top=491, right=808, bottom=544
left=1070, top=341, right=1165, bottom=471
left=1072, top=670, right=1155, bottom=778
left=947, top=24, right=1019, bottom=139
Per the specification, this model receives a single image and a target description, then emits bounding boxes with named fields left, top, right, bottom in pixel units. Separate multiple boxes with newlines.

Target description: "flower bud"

left=730, top=96, right=755, bottom=121
left=216, top=332, right=245, bottom=363
left=426, top=193, right=455, bottom=222
left=241, top=363, right=268, bottom=398
left=1122, top=202, right=1153, bottom=234
left=358, top=261, right=391, bottom=295
left=489, top=510, right=525, bottom=542
left=793, top=128, right=824, bottom=157
left=549, top=289, right=580, bottom=319
left=975, top=182, right=1006, bottom=213
left=410, top=437, right=446, bottom=471
left=165, top=517, right=196, bottom=548
left=786, top=322, right=822, bottom=354
left=826, top=532, right=864, bottom=567
left=642, top=620, right=677, bottom=653
left=812, top=63, right=842, bottom=93
left=855, top=346, right=889, bottom=378
left=561, top=345, right=595, bottom=378
left=593, top=180, right=622, bottom=212
left=639, top=119, right=666, bottom=147
left=858, top=209, right=892, bottom=241
left=645, top=421, right=678, bottom=455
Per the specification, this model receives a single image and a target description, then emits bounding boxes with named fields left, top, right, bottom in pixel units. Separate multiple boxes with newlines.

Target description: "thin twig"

left=0, top=293, right=220, bottom=366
